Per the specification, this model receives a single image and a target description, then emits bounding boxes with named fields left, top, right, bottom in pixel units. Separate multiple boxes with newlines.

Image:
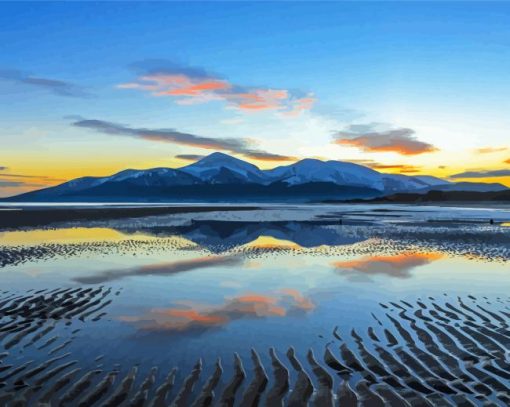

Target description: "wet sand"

left=2, top=218, right=509, bottom=269
left=0, top=205, right=259, bottom=229
left=1, top=206, right=510, bottom=405
left=1, top=288, right=509, bottom=405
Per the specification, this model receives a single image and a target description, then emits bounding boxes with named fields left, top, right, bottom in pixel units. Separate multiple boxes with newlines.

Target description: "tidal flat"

left=1, top=203, right=510, bottom=406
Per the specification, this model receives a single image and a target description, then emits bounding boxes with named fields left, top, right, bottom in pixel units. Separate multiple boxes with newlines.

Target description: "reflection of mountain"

left=116, top=220, right=367, bottom=252
left=333, top=252, right=443, bottom=279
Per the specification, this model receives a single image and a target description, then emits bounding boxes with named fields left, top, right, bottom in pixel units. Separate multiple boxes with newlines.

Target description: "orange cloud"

left=120, top=289, right=315, bottom=334
left=367, top=163, right=422, bottom=174
left=474, top=147, right=508, bottom=154
left=165, top=80, right=230, bottom=96
left=118, top=62, right=314, bottom=116
left=337, top=137, right=437, bottom=155
left=334, top=126, right=438, bottom=156
left=333, top=252, right=443, bottom=279
left=505, top=158, right=510, bottom=164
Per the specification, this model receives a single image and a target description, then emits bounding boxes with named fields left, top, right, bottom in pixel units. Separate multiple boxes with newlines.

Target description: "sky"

left=1, top=1, right=509, bottom=197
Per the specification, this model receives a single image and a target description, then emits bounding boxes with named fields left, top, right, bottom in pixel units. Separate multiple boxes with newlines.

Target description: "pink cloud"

left=118, top=64, right=314, bottom=115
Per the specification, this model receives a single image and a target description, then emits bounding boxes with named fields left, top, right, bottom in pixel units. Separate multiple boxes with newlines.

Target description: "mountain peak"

left=179, top=151, right=266, bottom=183
left=201, top=151, right=236, bottom=161
left=187, top=152, right=257, bottom=168
left=293, top=158, right=324, bottom=166
left=7, top=151, right=508, bottom=202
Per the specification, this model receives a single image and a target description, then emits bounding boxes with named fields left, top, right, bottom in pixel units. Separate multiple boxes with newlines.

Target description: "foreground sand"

left=1, top=287, right=509, bottom=406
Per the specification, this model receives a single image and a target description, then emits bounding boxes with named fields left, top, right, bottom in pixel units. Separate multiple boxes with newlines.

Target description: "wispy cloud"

left=118, top=60, right=314, bottom=116
left=348, top=159, right=422, bottom=174
left=72, top=118, right=296, bottom=161
left=0, top=180, right=48, bottom=188
left=449, top=169, right=510, bottom=179
left=120, top=289, right=314, bottom=335
left=175, top=154, right=206, bottom=161
left=372, top=164, right=421, bottom=174
left=333, top=124, right=438, bottom=156
left=474, top=147, right=508, bottom=154
left=0, top=169, right=66, bottom=190
left=0, top=173, right=66, bottom=182
left=0, top=69, right=90, bottom=98
left=0, top=180, right=35, bottom=188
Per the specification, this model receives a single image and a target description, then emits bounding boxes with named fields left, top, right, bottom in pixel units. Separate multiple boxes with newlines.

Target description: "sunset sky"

left=1, top=2, right=509, bottom=197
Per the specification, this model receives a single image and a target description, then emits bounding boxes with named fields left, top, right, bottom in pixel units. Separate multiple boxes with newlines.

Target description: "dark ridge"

left=347, top=189, right=510, bottom=204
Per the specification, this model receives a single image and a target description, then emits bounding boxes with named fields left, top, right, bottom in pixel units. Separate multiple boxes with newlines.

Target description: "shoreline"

left=0, top=205, right=260, bottom=229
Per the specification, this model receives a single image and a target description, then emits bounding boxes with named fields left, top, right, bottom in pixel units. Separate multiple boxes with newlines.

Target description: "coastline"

left=0, top=204, right=260, bottom=229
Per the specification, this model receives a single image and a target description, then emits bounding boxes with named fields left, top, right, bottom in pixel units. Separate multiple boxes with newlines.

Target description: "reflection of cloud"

left=333, top=252, right=442, bottom=279
left=118, top=60, right=314, bottom=116
left=73, top=255, right=242, bottom=284
left=334, top=124, right=437, bottom=156
left=120, top=289, right=315, bottom=335
left=449, top=169, right=510, bottom=179
left=72, top=119, right=295, bottom=162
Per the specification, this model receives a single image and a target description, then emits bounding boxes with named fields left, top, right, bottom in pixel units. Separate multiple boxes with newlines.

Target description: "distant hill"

left=3, top=152, right=508, bottom=202
left=346, top=189, right=510, bottom=204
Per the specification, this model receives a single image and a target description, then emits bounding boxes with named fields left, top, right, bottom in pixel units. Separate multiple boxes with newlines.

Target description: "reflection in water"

left=73, top=255, right=243, bottom=284
left=242, top=236, right=302, bottom=249
left=116, top=220, right=366, bottom=251
left=0, top=227, right=155, bottom=246
left=120, top=289, right=315, bottom=335
left=333, top=252, right=443, bottom=279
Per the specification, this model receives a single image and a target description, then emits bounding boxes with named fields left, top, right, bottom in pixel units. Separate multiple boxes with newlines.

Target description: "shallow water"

left=1, top=204, right=510, bottom=405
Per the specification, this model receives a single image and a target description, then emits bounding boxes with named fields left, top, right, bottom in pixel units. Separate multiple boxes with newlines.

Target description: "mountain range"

left=5, top=152, right=508, bottom=202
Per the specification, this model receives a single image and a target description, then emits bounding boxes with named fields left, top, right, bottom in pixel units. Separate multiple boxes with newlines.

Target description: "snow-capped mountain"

left=381, top=174, right=429, bottom=193
left=179, top=152, right=267, bottom=184
left=413, top=175, right=451, bottom=187
left=5, top=152, right=506, bottom=202
left=108, top=168, right=200, bottom=186
left=265, top=159, right=385, bottom=190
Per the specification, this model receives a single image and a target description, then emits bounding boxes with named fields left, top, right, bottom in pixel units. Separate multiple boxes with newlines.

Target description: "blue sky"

left=1, top=1, right=509, bottom=196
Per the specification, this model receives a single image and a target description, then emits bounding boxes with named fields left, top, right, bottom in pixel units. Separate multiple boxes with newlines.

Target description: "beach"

left=1, top=204, right=510, bottom=405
